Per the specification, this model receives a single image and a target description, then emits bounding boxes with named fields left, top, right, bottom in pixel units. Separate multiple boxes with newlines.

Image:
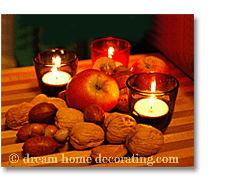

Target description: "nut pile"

left=5, top=92, right=164, bottom=161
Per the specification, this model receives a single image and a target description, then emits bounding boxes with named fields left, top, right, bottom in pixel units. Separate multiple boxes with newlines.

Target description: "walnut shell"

left=30, top=94, right=68, bottom=109
left=5, top=102, right=34, bottom=130
left=69, top=122, right=105, bottom=150
left=104, top=112, right=137, bottom=144
left=46, top=97, right=68, bottom=109
left=30, top=94, right=49, bottom=105
left=55, top=108, right=84, bottom=131
left=125, top=124, right=164, bottom=156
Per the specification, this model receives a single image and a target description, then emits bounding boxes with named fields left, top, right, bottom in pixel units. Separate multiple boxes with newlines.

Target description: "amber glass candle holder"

left=126, top=72, right=179, bottom=133
left=90, top=37, right=131, bottom=67
left=33, top=48, right=78, bottom=97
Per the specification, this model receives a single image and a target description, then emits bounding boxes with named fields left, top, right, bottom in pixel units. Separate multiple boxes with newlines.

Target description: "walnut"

left=30, top=94, right=48, bottom=105
left=125, top=124, right=164, bottom=156
left=5, top=102, right=34, bottom=130
left=69, top=122, right=105, bottom=150
left=30, top=94, right=68, bottom=109
left=104, top=112, right=137, bottom=144
left=54, top=108, right=84, bottom=131
left=46, top=97, right=68, bottom=109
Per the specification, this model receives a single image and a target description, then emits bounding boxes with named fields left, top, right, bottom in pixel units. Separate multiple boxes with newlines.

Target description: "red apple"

left=130, top=56, right=170, bottom=74
left=66, top=69, right=120, bottom=112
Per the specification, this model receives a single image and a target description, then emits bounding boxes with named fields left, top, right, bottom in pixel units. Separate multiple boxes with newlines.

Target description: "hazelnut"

left=53, top=128, right=69, bottom=143
left=29, top=123, right=47, bottom=137
left=112, top=71, right=133, bottom=89
left=84, top=104, right=105, bottom=125
left=115, top=87, right=130, bottom=113
left=58, top=90, right=67, bottom=101
left=114, top=66, right=129, bottom=73
left=29, top=102, right=58, bottom=124
left=44, top=125, right=59, bottom=138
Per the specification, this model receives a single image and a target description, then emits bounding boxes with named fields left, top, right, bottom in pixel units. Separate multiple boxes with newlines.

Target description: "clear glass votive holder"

left=90, top=37, right=131, bottom=67
left=33, top=48, right=78, bottom=97
left=126, top=72, right=179, bottom=133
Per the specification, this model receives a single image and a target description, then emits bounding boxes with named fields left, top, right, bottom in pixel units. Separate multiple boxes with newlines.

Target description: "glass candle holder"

left=90, top=37, right=131, bottom=67
left=33, top=48, right=78, bottom=97
left=126, top=72, right=179, bottom=133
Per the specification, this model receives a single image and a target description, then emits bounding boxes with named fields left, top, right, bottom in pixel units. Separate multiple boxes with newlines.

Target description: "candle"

left=131, top=78, right=170, bottom=131
left=90, top=37, right=131, bottom=67
left=134, top=98, right=169, bottom=118
left=41, top=56, right=72, bottom=97
left=127, top=72, right=179, bottom=133
left=42, top=71, right=71, bottom=86
left=107, top=46, right=123, bottom=67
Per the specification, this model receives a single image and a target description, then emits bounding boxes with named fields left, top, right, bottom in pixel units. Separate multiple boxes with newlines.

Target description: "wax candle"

left=42, top=71, right=71, bottom=86
left=132, top=97, right=170, bottom=132
left=130, top=78, right=170, bottom=131
left=41, top=56, right=72, bottom=97
left=134, top=98, right=169, bottom=118
left=90, top=37, right=131, bottom=67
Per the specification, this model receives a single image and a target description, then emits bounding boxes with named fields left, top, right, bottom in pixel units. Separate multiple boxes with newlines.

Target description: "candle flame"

left=108, top=46, right=114, bottom=58
left=149, top=79, right=156, bottom=110
left=51, top=56, right=61, bottom=80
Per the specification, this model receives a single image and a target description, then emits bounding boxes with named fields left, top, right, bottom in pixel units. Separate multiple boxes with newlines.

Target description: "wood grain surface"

left=1, top=53, right=194, bottom=167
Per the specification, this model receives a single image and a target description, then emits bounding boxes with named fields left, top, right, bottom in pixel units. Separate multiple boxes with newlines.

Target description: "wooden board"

left=1, top=53, right=194, bottom=167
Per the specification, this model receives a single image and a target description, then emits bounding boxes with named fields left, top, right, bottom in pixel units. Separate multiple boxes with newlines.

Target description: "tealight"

left=90, top=37, right=131, bottom=67
left=33, top=48, right=78, bottom=97
left=126, top=72, right=179, bottom=133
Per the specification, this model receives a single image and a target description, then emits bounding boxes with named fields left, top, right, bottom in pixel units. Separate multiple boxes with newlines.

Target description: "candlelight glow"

left=108, top=47, right=114, bottom=58
left=51, top=56, right=61, bottom=80
left=149, top=79, right=156, bottom=109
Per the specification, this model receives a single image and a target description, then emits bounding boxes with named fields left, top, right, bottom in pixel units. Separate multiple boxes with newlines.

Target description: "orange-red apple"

left=66, top=69, right=120, bottom=112
left=130, top=56, right=170, bottom=74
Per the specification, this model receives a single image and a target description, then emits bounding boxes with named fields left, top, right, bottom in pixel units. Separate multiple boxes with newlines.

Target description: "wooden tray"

left=1, top=53, right=194, bottom=167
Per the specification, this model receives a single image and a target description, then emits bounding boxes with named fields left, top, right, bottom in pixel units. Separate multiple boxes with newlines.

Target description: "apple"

left=130, top=56, right=170, bottom=74
left=132, top=73, right=169, bottom=92
left=66, top=69, right=120, bottom=112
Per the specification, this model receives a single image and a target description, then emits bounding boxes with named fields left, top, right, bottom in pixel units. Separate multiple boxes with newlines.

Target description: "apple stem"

left=96, top=84, right=102, bottom=90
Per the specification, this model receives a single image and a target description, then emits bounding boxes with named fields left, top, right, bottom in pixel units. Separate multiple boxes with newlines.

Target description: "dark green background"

left=13, top=14, right=155, bottom=67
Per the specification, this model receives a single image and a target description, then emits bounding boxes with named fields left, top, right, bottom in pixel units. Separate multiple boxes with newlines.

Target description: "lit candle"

left=41, top=56, right=72, bottom=97
left=108, top=46, right=114, bottom=58
left=107, top=46, right=123, bottom=67
left=134, top=79, right=169, bottom=117
left=132, top=79, right=169, bottom=131
left=134, top=98, right=169, bottom=117
left=42, top=71, right=71, bottom=86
